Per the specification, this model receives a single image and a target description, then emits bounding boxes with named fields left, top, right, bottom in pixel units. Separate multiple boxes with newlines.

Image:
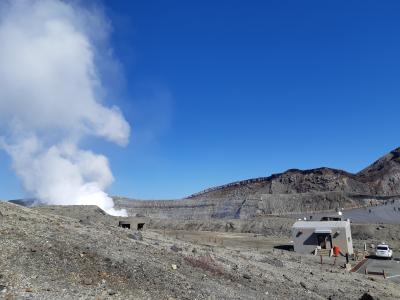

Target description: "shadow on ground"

left=273, top=244, right=294, bottom=251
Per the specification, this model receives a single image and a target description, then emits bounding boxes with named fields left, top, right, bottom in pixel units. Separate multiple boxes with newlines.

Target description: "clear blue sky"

left=2, top=0, right=400, bottom=199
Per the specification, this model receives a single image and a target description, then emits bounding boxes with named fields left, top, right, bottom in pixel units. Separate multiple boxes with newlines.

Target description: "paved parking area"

left=356, top=255, right=400, bottom=283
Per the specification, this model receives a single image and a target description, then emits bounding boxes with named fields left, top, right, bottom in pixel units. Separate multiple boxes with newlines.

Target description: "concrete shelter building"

left=118, top=218, right=147, bottom=231
left=292, top=219, right=353, bottom=255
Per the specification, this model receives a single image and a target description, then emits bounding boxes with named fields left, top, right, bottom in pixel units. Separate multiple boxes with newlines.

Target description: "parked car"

left=375, top=244, right=393, bottom=259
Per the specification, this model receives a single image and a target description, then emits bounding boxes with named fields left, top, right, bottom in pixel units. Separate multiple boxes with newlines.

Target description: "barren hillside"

left=1, top=202, right=399, bottom=299
left=189, top=147, right=400, bottom=199
left=115, top=148, right=400, bottom=219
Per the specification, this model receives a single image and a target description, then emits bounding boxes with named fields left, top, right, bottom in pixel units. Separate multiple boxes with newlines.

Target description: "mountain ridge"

left=10, top=147, right=400, bottom=219
left=187, top=147, right=400, bottom=200
left=113, top=147, right=400, bottom=219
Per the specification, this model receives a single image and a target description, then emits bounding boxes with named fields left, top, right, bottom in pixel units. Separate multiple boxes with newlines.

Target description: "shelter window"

left=118, top=221, right=131, bottom=229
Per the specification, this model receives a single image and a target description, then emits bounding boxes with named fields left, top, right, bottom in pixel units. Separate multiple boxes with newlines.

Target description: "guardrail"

left=365, top=268, right=386, bottom=279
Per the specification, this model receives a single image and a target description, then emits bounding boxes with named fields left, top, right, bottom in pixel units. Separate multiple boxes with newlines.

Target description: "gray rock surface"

left=191, top=147, right=400, bottom=199
left=1, top=202, right=399, bottom=300
left=114, top=148, right=400, bottom=219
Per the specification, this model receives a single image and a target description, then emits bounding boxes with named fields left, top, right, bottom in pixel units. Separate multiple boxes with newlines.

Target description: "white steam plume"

left=0, top=0, right=130, bottom=216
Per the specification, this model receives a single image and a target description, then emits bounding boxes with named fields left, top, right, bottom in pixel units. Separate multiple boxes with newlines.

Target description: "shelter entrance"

left=316, top=233, right=333, bottom=249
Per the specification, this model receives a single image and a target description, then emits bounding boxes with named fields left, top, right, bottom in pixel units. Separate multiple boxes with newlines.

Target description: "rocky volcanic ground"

left=1, top=202, right=400, bottom=300
left=113, top=147, right=400, bottom=220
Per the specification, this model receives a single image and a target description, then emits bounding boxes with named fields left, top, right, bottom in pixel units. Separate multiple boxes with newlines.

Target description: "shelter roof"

left=292, top=220, right=349, bottom=229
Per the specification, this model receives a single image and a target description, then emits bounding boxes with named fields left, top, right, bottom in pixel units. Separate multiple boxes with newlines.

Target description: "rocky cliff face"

left=115, top=148, right=400, bottom=219
left=188, top=148, right=400, bottom=200
left=187, top=168, right=369, bottom=200
left=356, top=147, right=400, bottom=195
left=114, top=192, right=397, bottom=220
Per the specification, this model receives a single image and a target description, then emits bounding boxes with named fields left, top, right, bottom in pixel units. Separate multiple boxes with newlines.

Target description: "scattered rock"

left=79, top=217, right=91, bottom=225
left=243, top=274, right=251, bottom=280
left=128, top=231, right=143, bottom=241
left=282, top=274, right=292, bottom=282
left=108, top=289, right=116, bottom=295
left=170, top=245, right=182, bottom=252
left=260, top=256, right=284, bottom=268
left=300, top=282, right=307, bottom=289
left=225, top=222, right=235, bottom=231
left=82, top=278, right=93, bottom=285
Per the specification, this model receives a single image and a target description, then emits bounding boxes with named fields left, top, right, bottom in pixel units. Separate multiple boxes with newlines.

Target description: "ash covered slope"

left=1, top=202, right=399, bottom=300
left=0, top=202, right=275, bottom=299
left=115, top=147, right=400, bottom=219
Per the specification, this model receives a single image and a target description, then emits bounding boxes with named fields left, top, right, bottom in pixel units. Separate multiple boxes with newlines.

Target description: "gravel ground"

left=1, top=202, right=399, bottom=299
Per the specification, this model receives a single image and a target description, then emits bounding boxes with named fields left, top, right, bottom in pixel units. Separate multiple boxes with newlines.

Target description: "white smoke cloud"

left=0, top=0, right=130, bottom=216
